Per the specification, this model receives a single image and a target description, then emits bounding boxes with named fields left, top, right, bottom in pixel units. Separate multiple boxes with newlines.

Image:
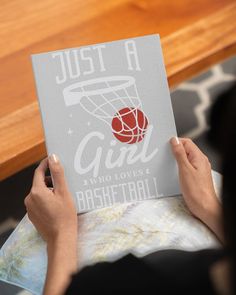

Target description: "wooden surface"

left=0, top=0, right=236, bottom=180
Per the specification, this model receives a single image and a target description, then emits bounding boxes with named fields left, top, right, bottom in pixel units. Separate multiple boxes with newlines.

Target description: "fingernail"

left=175, top=136, right=180, bottom=145
left=170, top=136, right=180, bottom=146
left=49, top=154, right=58, bottom=163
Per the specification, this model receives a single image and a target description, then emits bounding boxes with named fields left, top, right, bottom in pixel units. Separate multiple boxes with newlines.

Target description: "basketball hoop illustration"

left=63, top=76, right=149, bottom=144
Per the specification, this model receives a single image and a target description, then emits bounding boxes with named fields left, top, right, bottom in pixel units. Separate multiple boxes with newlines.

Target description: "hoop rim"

left=63, top=76, right=135, bottom=106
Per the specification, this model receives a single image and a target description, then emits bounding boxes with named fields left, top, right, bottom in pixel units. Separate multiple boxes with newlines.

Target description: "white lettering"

left=80, top=47, right=94, bottom=75
left=93, top=45, right=106, bottom=72
left=65, top=50, right=80, bottom=79
left=52, top=52, right=67, bottom=84
left=74, top=131, right=104, bottom=177
left=125, top=40, right=141, bottom=71
left=52, top=45, right=107, bottom=84
left=74, top=125, right=158, bottom=177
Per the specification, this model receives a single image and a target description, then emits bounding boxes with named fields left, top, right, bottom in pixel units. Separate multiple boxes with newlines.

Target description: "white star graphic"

left=68, top=128, right=73, bottom=135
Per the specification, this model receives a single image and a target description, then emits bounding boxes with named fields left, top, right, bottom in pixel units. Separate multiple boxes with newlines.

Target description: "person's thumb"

left=48, top=154, right=67, bottom=193
left=170, top=137, right=190, bottom=168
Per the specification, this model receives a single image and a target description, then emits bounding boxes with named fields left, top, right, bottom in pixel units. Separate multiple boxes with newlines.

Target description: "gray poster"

left=31, top=34, right=180, bottom=213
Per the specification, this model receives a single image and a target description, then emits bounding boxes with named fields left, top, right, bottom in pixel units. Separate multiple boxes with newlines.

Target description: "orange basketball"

left=111, top=107, right=149, bottom=144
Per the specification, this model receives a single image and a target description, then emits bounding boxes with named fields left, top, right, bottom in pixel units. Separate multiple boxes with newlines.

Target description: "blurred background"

left=0, top=0, right=236, bottom=293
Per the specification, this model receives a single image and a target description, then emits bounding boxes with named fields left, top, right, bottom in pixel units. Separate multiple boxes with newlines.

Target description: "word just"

left=74, top=125, right=158, bottom=178
left=52, top=40, right=141, bottom=84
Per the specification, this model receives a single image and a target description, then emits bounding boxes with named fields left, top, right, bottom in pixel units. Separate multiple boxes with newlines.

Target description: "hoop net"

left=63, top=76, right=148, bottom=142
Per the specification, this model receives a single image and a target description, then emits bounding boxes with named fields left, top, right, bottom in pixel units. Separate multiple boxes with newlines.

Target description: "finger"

left=48, top=154, right=67, bottom=193
left=180, top=138, right=203, bottom=156
left=24, top=194, right=30, bottom=208
left=32, top=158, right=48, bottom=188
left=179, top=138, right=206, bottom=167
left=170, top=137, right=191, bottom=168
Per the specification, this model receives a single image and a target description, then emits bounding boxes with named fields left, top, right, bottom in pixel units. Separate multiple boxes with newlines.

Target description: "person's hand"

left=170, top=137, right=223, bottom=242
left=25, top=155, right=78, bottom=295
left=24, top=155, right=77, bottom=244
left=170, top=137, right=217, bottom=219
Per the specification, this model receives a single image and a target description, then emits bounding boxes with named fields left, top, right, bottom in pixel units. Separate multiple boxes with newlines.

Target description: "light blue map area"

left=0, top=171, right=222, bottom=295
left=0, top=216, right=47, bottom=294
